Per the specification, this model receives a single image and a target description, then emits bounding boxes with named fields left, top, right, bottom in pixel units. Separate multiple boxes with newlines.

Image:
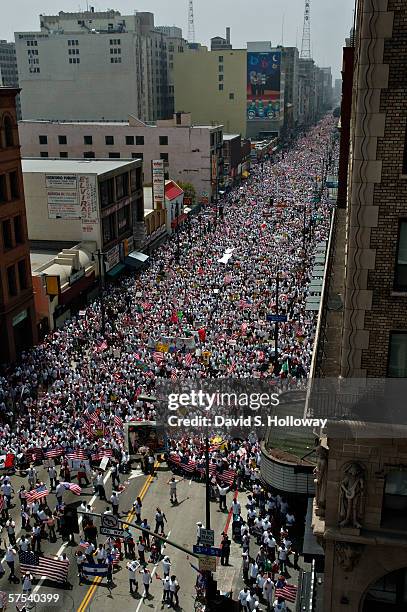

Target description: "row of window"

left=110, top=39, right=121, bottom=45
left=68, top=40, right=79, bottom=46
left=68, top=49, right=80, bottom=55
left=29, top=68, right=40, bottom=73
left=2, top=215, right=24, bottom=251
left=6, top=260, right=28, bottom=298
left=27, top=49, right=39, bottom=56
left=39, top=151, right=165, bottom=162
left=111, top=57, right=121, bottom=63
left=38, top=135, right=169, bottom=146
left=69, top=58, right=80, bottom=64
left=26, top=40, right=38, bottom=47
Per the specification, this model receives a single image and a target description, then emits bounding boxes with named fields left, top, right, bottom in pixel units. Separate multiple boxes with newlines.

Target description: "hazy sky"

left=2, top=0, right=354, bottom=78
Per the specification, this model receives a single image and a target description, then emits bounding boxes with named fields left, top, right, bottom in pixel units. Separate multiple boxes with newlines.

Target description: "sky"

left=2, top=0, right=355, bottom=79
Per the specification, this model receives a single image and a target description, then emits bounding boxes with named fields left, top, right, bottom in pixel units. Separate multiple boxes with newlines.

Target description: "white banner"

left=46, top=175, right=77, bottom=189
left=152, top=159, right=165, bottom=209
left=47, top=191, right=80, bottom=219
left=80, top=174, right=99, bottom=239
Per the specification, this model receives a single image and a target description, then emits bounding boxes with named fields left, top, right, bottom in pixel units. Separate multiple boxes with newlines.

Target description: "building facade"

left=174, top=45, right=247, bottom=136
left=15, top=10, right=184, bottom=122
left=0, top=41, right=20, bottom=119
left=21, top=158, right=144, bottom=258
left=0, top=88, right=36, bottom=363
left=311, top=1, right=407, bottom=611
left=18, top=113, right=224, bottom=204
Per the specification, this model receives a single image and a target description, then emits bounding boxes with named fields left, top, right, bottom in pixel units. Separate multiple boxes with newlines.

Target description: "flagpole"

left=205, top=435, right=211, bottom=530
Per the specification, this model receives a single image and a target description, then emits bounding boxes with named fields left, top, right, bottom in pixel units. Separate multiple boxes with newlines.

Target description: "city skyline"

left=2, top=0, right=354, bottom=78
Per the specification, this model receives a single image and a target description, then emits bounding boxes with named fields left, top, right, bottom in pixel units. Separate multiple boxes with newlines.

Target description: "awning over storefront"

left=106, top=263, right=126, bottom=279
left=125, top=251, right=149, bottom=269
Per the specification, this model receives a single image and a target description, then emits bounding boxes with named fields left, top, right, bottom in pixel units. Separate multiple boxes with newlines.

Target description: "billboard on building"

left=152, top=160, right=165, bottom=210
left=246, top=51, right=281, bottom=121
left=79, top=174, right=99, bottom=240
left=46, top=174, right=80, bottom=219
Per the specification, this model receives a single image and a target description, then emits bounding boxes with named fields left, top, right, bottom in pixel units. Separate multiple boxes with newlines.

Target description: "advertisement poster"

left=246, top=51, right=281, bottom=121
left=79, top=174, right=99, bottom=239
left=46, top=174, right=80, bottom=219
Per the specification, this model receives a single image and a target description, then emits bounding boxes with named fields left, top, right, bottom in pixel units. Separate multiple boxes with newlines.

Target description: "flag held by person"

left=82, top=563, right=109, bottom=578
left=25, top=484, right=49, bottom=504
left=275, top=584, right=298, bottom=603
left=19, top=551, right=69, bottom=583
left=61, top=482, right=82, bottom=496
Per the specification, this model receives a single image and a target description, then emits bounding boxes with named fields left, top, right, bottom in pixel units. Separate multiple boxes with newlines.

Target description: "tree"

left=178, top=181, right=196, bottom=205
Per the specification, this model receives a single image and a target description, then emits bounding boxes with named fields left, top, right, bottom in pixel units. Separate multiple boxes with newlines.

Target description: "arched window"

left=4, top=115, right=14, bottom=147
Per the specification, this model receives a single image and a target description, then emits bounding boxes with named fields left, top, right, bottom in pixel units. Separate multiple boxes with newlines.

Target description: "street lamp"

left=91, top=249, right=107, bottom=336
left=273, top=272, right=280, bottom=370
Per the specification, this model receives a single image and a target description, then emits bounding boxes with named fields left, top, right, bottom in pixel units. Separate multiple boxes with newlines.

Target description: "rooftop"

left=22, top=158, right=137, bottom=175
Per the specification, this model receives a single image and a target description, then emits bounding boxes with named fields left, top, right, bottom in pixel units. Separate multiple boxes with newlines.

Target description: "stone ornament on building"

left=338, top=462, right=365, bottom=529
left=314, top=443, right=328, bottom=516
left=335, top=542, right=364, bottom=572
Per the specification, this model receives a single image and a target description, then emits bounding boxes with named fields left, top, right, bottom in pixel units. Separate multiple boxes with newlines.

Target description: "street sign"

left=199, top=529, right=215, bottom=546
left=198, top=555, right=217, bottom=572
left=100, top=526, right=125, bottom=537
left=267, top=314, right=288, bottom=323
left=193, top=545, right=221, bottom=557
left=101, top=514, right=119, bottom=529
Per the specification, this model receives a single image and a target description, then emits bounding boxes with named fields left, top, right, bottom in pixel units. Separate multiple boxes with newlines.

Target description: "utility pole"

left=205, top=435, right=211, bottom=529
left=93, top=249, right=106, bottom=336
left=303, top=204, right=306, bottom=252
left=274, top=273, right=280, bottom=369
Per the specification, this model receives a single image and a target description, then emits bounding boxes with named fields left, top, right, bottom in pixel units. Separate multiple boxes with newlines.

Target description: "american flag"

left=91, top=449, right=113, bottom=461
left=170, top=369, right=178, bottom=381
left=89, top=410, right=101, bottom=424
left=44, top=448, right=64, bottom=459
left=114, top=415, right=123, bottom=428
left=61, top=482, right=82, bottom=496
left=25, top=448, right=43, bottom=461
left=153, top=352, right=164, bottom=365
left=241, top=322, right=248, bottom=334
left=239, top=299, right=252, bottom=309
left=275, top=584, right=298, bottom=603
left=66, top=449, right=88, bottom=461
left=227, top=362, right=236, bottom=373
left=185, top=353, right=193, bottom=367
left=218, top=469, right=236, bottom=486
left=224, top=274, right=232, bottom=284
left=94, top=340, right=108, bottom=353
left=26, top=484, right=49, bottom=504
left=0, top=495, right=4, bottom=512
left=141, top=302, right=152, bottom=310
left=19, top=551, right=69, bottom=583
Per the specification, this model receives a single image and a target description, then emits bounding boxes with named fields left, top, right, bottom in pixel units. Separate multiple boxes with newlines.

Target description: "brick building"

left=0, top=88, right=36, bottom=363
left=311, top=1, right=407, bottom=610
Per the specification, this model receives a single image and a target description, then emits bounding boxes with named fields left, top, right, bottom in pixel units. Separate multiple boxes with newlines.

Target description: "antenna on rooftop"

left=188, top=0, right=195, bottom=43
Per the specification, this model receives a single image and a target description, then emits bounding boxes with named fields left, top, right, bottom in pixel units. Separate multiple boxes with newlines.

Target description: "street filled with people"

left=0, top=116, right=337, bottom=609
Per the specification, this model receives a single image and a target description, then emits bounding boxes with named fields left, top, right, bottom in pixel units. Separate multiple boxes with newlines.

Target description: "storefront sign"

left=79, top=174, right=99, bottom=239
left=105, top=244, right=120, bottom=272
left=152, top=160, right=165, bottom=209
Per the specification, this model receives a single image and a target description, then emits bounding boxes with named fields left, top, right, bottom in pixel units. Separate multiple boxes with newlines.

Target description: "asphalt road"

left=0, top=462, right=241, bottom=612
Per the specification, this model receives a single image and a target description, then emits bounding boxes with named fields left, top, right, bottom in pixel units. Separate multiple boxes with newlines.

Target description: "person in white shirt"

left=5, top=546, right=16, bottom=582
left=76, top=550, right=86, bottom=584
left=140, top=567, right=152, bottom=599
left=127, top=560, right=140, bottom=594
left=232, top=499, right=241, bottom=516
left=169, top=575, right=179, bottom=608
left=263, top=577, right=274, bottom=607
left=96, top=544, right=107, bottom=565
left=238, top=587, right=250, bottom=611
left=162, top=575, right=171, bottom=605
left=22, top=571, right=33, bottom=594
left=162, top=555, right=171, bottom=578
left=167, top=477, right=183, bottom=503
left=85, top=542, right=95, bottom=563
left=110, top=492, right=120, bottom=516
left=277, top=544, right=288, bottom=573
left=55, top=481, right=65, bottom=505
left=196, top=521, right=205, bottom=544
left=249, top=560, right=259, bottom=585
left=19, top=535, right=30, bottom=552
left=217, top=483, right=229, bottom=511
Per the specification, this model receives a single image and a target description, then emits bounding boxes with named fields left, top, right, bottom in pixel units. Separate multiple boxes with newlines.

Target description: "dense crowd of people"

left=0, top=116, right=337, bottom=609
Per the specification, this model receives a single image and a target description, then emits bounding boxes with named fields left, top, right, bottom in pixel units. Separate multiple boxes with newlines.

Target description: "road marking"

left=77, top=462, right=159, bottom=612
left=32, top=469, right=113, bottom=595
left=135, top=529, right=171, bottom=612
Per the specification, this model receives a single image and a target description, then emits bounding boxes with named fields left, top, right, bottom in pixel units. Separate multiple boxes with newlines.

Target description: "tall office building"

left=0, top=88, right=36, bottom=362
left=0, top=41, right=20, bottom=118
left=311, top=1, right=407, bottom=610
left=15, top=9, right=183, bottom=122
